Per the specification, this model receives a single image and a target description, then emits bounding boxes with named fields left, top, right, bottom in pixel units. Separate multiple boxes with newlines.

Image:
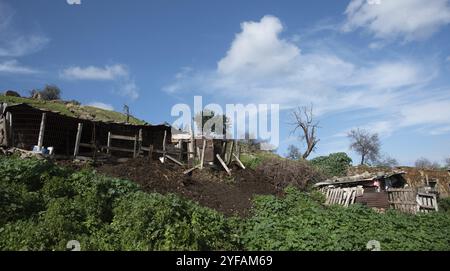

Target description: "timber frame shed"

left=0, top=103, right=171, bottom=159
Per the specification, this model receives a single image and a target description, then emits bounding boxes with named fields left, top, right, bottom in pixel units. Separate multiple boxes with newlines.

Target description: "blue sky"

left=1, top=0, right=450, bottom=165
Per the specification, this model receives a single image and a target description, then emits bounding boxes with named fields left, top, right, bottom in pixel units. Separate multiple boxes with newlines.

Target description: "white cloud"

left=86, top=102, right=114, bottom=111
left=342, top=0, right=450, bottom=42
left=60, top=64, right=128, bottom=81
left=0, top=59, right=39, bottom=74
left=165, top=15, right=450, bottom=140
left=165, top=15, right=434, bottom=112
left=61, top=64, right=139, bottom=100
left=120, top=80, right=139, bottom=100
left=218, top=15, right=300, bottom=76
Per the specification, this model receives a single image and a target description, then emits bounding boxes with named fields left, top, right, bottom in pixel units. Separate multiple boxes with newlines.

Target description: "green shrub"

left=242, top=186, right=450, bottom=251
left=438, top=197, right=450, bottom=212
left=102, top=192, right=239, bottom=251
left=310, top=152, right=353, bottom=177
left=1, top=155, right=450, bottom=251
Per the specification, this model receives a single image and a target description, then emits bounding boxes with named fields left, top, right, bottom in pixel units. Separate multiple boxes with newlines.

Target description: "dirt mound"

left=96, top=157, right=279, bottom=216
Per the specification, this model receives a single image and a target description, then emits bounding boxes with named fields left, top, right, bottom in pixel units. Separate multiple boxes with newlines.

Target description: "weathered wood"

left=109, top=134, right=137, bottom=141
left=227, top=140, right=235, bottom=165
left=216, top=154, right=231, bottom=176
left=106, top=132, right=111, bottom=154
left=166, top=154, right=184, bottom=166
left=233, top=153, right=246, bottom=169
left=133, top=134, right=138, bottom=158
left=37, top=113, right=46, bottom=149
left=200, top=139, right=206, bottom=170
left=183, top=164, right=200, bottom=175
left=103, top=146, right=135, bottom=153
left=161, top=130, right=167, bottom=162
left=7, top=112, right=13, bottom=146
left=73, top=123, right=83, bottom=157
left=79, top=143, right=95, bottom=148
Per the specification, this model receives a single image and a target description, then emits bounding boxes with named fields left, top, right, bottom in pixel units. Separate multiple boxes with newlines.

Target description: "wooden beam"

left=133, top=134, right=138, bottom=158
left=110, top=134, right=138, bottom=141
left=183, top=164, right=200, bottom=175
left=73, top=123, right=83, bottom=157
left=106, top=132, right=111, bottom=154
left=233, top=153, right=246, bottom=169
left=227, top=140, right=235, bottom=165
left=166, top=154, right=184, bottom=166
left=200, top=139, right=206, bottom=169
left=216, top=154, right=231, bottom=176
left=103, top=146, right=135, bottom=153
left=37, top=113, right=47, bottom=149
left=8, top=112, right=13, bottom=146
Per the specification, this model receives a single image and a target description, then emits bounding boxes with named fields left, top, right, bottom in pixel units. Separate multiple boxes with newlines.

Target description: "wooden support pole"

left=107, top=132, right=111, bottom=154
left=236, top=141, right=241, bottom=159
left=227, top=140, right=235, bottom=165
left=233, top=153, right=246, bottom=169
left=37, top=113, right=47, bottom=149
left=188, top=131, right=194, bottom=160
left=6, top=112, right=14, bottom=147
left=162, top=130, right=167, bottom=162
left=216, top=154, right=231, bottom=176
left=138, top=129, right=143, bottom=156
left=183, top=164, right=200, bottom=175
left=73, top=123, right=83, bottom=157
left=200, top=139, right=206, bottom=169
left=133, top=134, right=138, bottom=158
left=166, top=154, right=184, bottom=166
left=148, top=144, right=154, bottom=159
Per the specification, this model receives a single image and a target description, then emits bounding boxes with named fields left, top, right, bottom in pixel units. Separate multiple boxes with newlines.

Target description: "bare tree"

left=348, top=128, right=380, bottom=165
left=290, top=105, right=320, bottom=159
left=444, top=157, right=450, bottom=168
left=415, top=157, right=441, bottom=169
left=373, top=154, right=399, bottom=168
left=286, top=145, right=301, bottom=160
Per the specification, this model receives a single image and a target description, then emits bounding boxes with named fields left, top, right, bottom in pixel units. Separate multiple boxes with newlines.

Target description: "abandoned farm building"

left=0, top=103, right=171, bottom=158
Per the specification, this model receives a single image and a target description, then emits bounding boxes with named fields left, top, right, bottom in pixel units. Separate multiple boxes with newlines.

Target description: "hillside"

left=0, top=95, right=146, bottom=125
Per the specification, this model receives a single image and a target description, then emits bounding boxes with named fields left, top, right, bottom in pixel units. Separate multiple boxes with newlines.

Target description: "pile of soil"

left=96, top=157, right=279, bottom=216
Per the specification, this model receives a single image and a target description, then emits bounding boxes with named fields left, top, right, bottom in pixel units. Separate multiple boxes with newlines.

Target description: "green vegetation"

left=310, top=152, right=353, bottom=178
left=0, top=95, right=145, bottom=125
left=1, top=155, right=449, bottom=251
left=239, top=151, right=281, bottom=170
left=243, top=187, right=450, bottom=251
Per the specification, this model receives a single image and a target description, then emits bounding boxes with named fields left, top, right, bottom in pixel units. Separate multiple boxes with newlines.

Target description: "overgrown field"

left=1, top=156, right=449, bottom=251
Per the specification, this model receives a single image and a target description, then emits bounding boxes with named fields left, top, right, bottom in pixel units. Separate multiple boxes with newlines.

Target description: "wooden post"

left=162, top=130, right=167, bottom=162
left=166, top=154, right=184, bottom=166
left=233, top=154, right=246, bottom=169
left=107, top=132, right=111, bottom=154
left=149, top=144, right=154, bottom=159
left=133, top=134, right=138, bottom=158
left=227, top=140, right=235, bottom=165
left=6, top=112, right=13, bottom=147
left=138, top=129, right=143, bottom=156
left=37, top=113, right=46, bottom=149
left=188, top=131, right=194, bottom=160
left=200, top=139, right=206, bottom=169
left=236, top=141, right=241, bottom=159
left=73, top=123, right=83, bottom=157
left=216, top=154, right=231, bottom=176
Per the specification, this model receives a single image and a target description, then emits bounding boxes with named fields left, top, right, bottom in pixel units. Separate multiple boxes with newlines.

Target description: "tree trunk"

left=360, top=154, right=365, bottom=165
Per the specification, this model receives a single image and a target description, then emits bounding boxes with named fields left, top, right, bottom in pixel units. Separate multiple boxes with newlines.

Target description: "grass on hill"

left=0, top=95, right=146, bottom=125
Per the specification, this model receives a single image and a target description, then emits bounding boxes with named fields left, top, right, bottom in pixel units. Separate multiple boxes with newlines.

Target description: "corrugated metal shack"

left=0, top=103, right=171, bottom=159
